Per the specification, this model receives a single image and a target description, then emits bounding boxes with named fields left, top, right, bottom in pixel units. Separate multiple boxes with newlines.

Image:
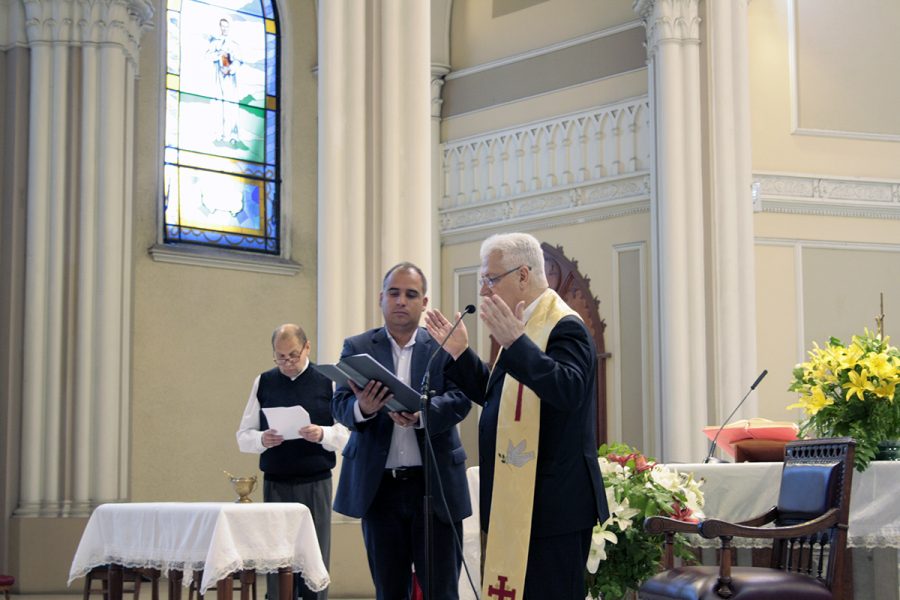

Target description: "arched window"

left=163, top=0, right=280, bottom=254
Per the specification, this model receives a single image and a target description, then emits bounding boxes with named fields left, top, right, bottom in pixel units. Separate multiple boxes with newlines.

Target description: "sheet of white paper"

left=262, top=406, right=311, bottom=440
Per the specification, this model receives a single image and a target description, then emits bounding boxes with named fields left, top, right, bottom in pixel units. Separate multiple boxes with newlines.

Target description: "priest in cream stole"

left=425, top=232, right=608, bottom=600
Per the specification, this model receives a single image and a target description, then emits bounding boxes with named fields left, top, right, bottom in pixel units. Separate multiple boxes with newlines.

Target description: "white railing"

left=440, top=98, right=651, bottom=234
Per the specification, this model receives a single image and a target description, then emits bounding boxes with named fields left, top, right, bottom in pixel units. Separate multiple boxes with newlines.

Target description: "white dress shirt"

left=236, top=357, right=349, bottom=454
left=352, top=332, right=423, bottom=468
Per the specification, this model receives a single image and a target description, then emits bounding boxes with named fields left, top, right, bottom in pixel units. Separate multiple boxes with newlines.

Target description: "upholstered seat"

left=0, top=574, right=14, bottom=600
left=639, top=438, right=855, bottom=600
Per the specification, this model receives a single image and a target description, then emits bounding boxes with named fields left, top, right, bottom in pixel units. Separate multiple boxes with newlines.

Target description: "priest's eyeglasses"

left=479, top=265, right=526, bottom=289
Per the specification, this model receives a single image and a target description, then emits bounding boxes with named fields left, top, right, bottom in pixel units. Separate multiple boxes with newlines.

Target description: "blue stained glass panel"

left=164, top=0, right=279, bottom=254
left=266, top=110, right=275, bottom=165
left=266, top=33, right=276, bottom=96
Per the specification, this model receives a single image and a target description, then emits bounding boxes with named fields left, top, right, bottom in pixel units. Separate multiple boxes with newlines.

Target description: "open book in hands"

left=312, top=353, right=422, bottom=413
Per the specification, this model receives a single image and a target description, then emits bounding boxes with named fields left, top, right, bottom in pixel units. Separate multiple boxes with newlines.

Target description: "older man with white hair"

left=425, top=232, right=608, bottom=600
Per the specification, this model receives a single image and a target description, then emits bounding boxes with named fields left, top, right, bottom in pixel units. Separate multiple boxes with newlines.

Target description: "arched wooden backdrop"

left=490, top=243, right=609, bottom=446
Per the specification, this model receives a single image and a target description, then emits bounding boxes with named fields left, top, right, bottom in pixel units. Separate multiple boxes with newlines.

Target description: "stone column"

left=318, top=0, right=434, bottom=344
left=707, top=0, right=760, bottom=419
left=16, top=0, right=153, bottom=517
left=377, top=0, right=432, bottom=276
left=634, top=0, right=708, bottom=462
left=317, top=0, right=367, bottom=363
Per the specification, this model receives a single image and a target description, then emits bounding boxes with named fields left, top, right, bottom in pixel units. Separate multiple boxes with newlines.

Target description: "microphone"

left=704, top=369, right=768, bottom=464
left=420, top=304, right=476, bottom=393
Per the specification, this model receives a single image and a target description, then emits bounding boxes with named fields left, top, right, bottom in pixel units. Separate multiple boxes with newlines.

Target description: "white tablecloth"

left=68, top=502, right=330, bottom=594
left=672, top=461, right=900, bottom=549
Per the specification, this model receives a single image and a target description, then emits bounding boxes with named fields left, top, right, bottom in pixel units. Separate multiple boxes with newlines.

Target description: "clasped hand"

left=348, top=379, right=420, bottom=426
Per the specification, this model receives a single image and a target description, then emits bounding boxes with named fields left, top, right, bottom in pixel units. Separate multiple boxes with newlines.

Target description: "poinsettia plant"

left=585, top=443, right=704, bottom=600
left=788, top=328, right=900, bottom=471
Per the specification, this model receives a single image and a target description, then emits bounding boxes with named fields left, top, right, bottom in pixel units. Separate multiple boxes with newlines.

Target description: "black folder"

left=313, top=353, right=421, bottom=413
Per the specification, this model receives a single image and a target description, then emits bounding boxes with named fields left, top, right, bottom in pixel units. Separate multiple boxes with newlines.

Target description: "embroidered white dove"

left=500, top=439, right=536, bottom=468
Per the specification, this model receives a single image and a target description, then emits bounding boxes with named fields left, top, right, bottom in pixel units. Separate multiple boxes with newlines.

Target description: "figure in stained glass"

left=207, top=16, right=242, bottom=145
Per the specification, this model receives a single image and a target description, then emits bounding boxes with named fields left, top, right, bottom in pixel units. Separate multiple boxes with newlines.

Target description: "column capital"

left=633, top=0, right=700, bottom=55
left=431, top=64, right=450, bottom=119
left=24, top=0, right=154, bottom=64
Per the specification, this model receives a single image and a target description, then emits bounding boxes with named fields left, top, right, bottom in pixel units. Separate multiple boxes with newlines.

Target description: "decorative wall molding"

left=753, top=172, right=900, bottom=220
left=148, top=244, right=302, bottom=275
left=444, top=20, right=644, bottom=81
left=440, top=99, right=651, bottom=241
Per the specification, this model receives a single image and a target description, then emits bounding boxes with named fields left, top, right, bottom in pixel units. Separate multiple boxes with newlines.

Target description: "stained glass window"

left=164, top=0, right=280, bottom=253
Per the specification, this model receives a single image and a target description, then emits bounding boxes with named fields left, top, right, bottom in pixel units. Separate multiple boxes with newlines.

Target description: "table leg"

left=277, top=567, right=292, bottom=600
left=168, top=570, right=183, bottom=600
left=108, top=564, right=124, bottom=600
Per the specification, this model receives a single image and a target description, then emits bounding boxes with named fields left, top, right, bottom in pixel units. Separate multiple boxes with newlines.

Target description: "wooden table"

left=68, top=502, right=329, bottom=600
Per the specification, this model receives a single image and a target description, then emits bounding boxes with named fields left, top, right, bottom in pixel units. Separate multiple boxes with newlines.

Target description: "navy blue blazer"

left=445, top=315, right=608, bottom=537
left=332, top=327, right=473, bottom=524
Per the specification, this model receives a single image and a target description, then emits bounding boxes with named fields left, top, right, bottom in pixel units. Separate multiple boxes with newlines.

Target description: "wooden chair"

left=0, top=574, right=14, bottom=600
left=639, top=437, right=855, bottom=600
left=83, top=566, right=160, bottom=600
left=187, top=570, right=257, bottom=600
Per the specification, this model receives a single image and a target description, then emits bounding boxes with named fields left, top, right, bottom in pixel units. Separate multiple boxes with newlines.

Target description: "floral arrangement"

left=585, top=443, right=705, bottom=600
left=788, top=328, right=900, bottom=471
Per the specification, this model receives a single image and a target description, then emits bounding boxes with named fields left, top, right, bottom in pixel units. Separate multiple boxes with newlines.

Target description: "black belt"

left=384, top=466, right=423, bottom=481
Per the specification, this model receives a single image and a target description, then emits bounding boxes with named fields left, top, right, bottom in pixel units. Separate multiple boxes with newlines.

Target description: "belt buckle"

left=390, top=467, right=416, bottom=480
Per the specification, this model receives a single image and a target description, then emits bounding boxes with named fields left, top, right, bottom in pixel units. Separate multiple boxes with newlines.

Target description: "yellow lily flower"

left=843, top=369, right=875, bottom=401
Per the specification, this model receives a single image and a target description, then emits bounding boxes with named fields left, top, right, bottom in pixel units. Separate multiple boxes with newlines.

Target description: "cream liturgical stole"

left=481, top=289, right=579, bottom=599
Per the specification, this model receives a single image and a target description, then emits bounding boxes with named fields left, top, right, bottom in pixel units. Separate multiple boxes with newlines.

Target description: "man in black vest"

left=237, top=324, right=349, bottom=600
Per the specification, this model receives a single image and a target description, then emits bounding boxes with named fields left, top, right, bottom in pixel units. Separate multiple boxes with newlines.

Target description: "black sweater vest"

left=257, top=366, right=336, bottom=482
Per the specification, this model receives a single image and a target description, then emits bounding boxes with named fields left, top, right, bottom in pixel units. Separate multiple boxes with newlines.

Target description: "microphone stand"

left=418, top=305, right=474, bottom=600
left=704, top=369, right=768, bottom=463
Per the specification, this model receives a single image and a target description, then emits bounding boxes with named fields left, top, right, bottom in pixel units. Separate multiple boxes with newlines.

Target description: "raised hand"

left=424, top=309, right=469, bottom=360
left=479, top=294, right=525, bottom=348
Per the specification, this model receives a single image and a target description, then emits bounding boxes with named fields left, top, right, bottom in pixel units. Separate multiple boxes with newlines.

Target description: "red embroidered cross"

left=487, top=575, right=517, bottom=600
left=514, top=383, right=524, bottom=422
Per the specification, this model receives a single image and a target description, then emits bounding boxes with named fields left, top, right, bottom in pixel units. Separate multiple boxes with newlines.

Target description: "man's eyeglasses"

left=479, top=265, right=525, bottom=289
left=273, top=352, right=303, bottom=365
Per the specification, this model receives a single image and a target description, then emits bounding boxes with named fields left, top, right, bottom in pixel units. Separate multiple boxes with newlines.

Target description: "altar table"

left=68, top=502, right=330, bottom=597
left=673, top=461, right=900, bottom=549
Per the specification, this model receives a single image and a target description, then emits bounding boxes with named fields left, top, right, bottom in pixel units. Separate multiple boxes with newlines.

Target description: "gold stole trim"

left=481, top=290, right=578, bottom=599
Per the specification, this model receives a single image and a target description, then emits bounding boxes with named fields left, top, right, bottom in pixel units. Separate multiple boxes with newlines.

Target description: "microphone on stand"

left=704, top=369, right=768, bottom=464
left=418, top=303, right=476, bottom=600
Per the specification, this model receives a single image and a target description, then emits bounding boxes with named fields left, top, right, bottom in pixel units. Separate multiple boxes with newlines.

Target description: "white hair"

left=480, top=232, right=548, bottom=288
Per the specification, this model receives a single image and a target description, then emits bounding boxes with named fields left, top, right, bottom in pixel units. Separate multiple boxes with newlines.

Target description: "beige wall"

left=749, top=0, right=900, bottom=425
left=129, top=0, right=318, bottom=504
left=748, top=0, right=900, bottom=177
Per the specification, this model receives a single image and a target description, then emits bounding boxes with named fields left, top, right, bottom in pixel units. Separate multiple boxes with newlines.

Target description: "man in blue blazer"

left=333, top=262, right=472, bottom=600
left=425, top=233, right=608, bottom=600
